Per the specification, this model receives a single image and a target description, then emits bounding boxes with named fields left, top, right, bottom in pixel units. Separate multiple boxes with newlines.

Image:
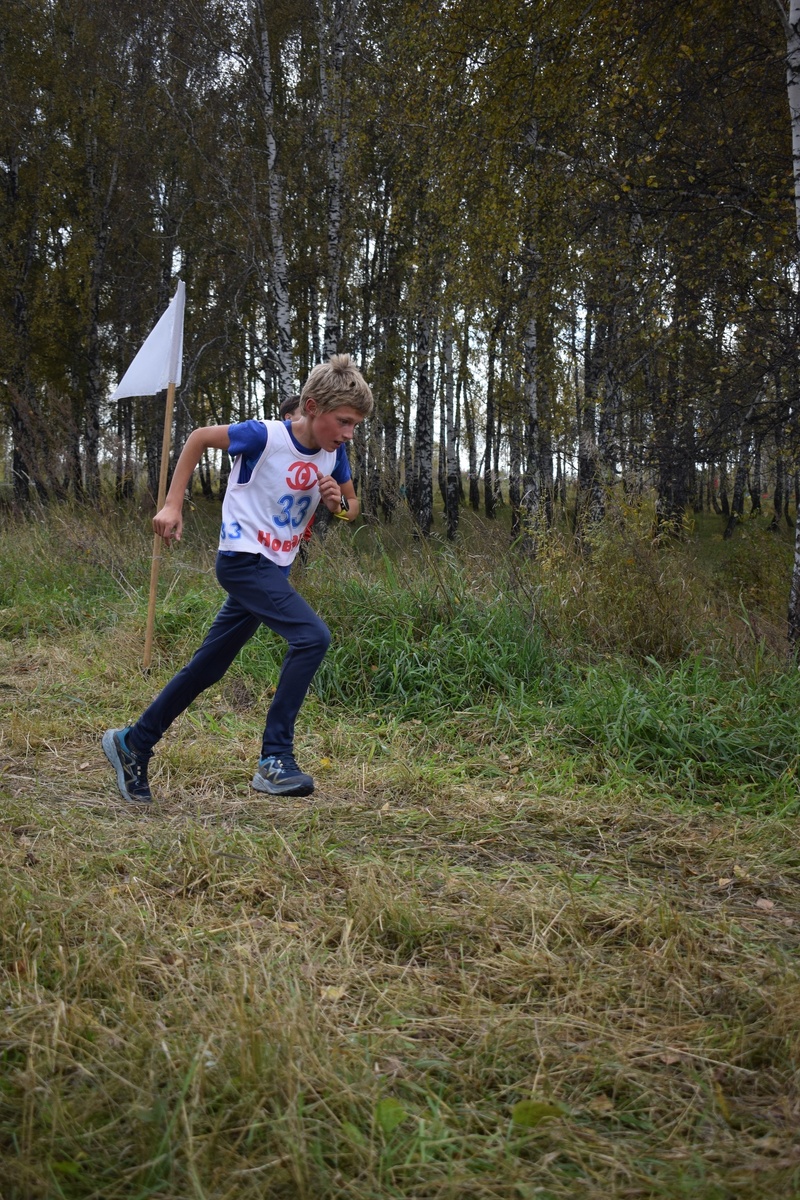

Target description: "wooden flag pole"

left=143, top=379, right=177, bottom=669
left=110, top=280, right=185, bottom=669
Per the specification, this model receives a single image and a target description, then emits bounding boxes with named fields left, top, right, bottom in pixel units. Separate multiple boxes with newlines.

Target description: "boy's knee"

left=316, top=621, right=332, bottom=654
left=289, top=617, right=330, bottom=658
left=304, top=619, right=331, bottom=657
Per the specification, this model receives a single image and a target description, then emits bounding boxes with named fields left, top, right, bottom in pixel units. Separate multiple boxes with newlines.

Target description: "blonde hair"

left=300, top=353, right=374, bottom=417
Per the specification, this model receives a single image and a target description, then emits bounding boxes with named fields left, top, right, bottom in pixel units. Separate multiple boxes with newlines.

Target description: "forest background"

left=4, top=0, right=800, bottom=582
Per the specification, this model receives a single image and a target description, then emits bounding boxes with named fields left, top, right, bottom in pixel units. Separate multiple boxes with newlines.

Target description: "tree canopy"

left=0, top=0, right=796, bottom=563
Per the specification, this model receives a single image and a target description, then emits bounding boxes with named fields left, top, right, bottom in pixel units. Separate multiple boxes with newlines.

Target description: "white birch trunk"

left=413, top=313, right=434, bottom=536
left=443, top=324, right=460, bottom=540
left=522, top=313, right=540, bottom=533
left=251, top=0, right=293, bottom=401
left=777, top=0, right=800, bottom=647
left=783, top=0, right=800, bottom=244
left=316, top=0, right=353, bottom=360
left=85, top=148, right=119, bottom=499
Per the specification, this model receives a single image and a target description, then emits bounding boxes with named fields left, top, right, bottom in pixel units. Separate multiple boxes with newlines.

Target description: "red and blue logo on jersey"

left=285, top=461, right=321, bottom=491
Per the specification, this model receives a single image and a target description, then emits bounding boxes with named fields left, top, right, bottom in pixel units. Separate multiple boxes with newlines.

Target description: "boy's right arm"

left=153, top=425, right=231, bottom=545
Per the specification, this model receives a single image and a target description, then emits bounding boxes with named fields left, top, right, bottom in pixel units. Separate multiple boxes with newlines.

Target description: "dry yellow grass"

left=1, top=634, right=799, bottom=1199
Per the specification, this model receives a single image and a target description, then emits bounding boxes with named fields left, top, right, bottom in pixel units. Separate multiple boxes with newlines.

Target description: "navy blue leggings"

left=130, top=552, right=331, bottom=760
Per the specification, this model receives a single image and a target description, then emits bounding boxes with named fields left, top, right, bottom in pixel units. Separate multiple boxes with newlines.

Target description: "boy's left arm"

left=340, top=481, right=359, bottom=521
left=318, top=476, right=360, bottom=521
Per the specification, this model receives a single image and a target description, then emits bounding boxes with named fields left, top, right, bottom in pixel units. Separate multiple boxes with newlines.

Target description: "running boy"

left=103, top=353, right=373, bottom=804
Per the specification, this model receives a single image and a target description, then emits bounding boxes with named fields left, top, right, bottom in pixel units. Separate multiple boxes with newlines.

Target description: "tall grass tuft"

left=311, top=573, right=552, bottom=717
left=559, top=654, right=800, bottom=810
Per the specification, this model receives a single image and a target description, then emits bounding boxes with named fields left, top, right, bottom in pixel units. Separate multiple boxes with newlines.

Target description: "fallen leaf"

left=717, top=878, right=733, bottom=888
left=342, top=1120, right=367, bottom=1146
left=511, top=1099, right=562, bottom=1128
left=319, top=757, right=332, bottom=769
left=161, top=951, right=185, bottom=966
left=587, top=1093, right=614, bottom=1114
left=659, top=1052, right=682, bottom=1066
left=320, top=985, right=346, bottom=1002
left=755, top=898, right=775, bottom=912
left=713, top=1081, right=732, bottom=1124
left=375, top=1097, right=406, bottom=1134
left=733, top=865, right=750, bottom=881
left=51, top=1162, right=81, bottom=1178
left=373, top=1056, right=404, bottom=1077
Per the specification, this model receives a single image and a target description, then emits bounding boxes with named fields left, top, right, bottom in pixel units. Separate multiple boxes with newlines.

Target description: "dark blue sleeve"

left=332, top=445, right=352, bottom=485
left=227, top=420, right=267, bottom=459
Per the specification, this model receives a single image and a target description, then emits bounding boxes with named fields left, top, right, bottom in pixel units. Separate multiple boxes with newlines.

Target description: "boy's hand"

left=317, top=473, right=342, bottom=513
left=153, top=504, right=183, bottom=545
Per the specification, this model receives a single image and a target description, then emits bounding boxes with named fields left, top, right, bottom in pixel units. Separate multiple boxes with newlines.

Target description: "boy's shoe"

left=252, top=754, right=314, bottom=796
left=102, top=727, right=153, bottom=804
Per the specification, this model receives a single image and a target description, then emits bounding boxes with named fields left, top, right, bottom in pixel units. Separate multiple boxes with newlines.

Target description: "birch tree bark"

left=411, top=311, right=434, bottom=536
left=402, top=325, right=413, bottom=511
left=774, top=0, right=800, bottom=648
left=771, top=409, right=786, bottom=530
left=83, top=147, right=119, bottom=499
left=575, top=301, right=604, bottom=532
left=509, top=362, right=523, bottom=542
left=250, top=0, right=294, bottom=402
left=748, top=439, right=762, bottom=514
left=442, top=322, right=460, bottom=540
left=484, top=324, right=498, bottom=520
left=463, top=382, right=481, bottom=513
left=316, top=0, right=355, bottom=360
left=521, top=313, right=541, bottom=549
left=723, top=441, right=751, bottom=540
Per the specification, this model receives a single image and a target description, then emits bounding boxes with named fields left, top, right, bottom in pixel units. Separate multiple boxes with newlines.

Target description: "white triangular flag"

left=111, top=281, right=185, bottom=400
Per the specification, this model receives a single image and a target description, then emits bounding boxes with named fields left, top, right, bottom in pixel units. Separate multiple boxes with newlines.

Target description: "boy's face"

left=304, top=399, right=364, bottom=452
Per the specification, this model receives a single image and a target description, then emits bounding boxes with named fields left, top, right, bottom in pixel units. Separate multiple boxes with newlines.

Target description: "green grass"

left=312, top=575, right=552, bottom=716
left=0, top=498, right=799, bottom=1198
left=558, top=655, right=800, bottom=811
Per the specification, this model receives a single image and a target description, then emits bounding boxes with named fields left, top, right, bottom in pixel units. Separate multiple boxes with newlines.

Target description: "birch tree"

left=316, top=0, right=357, bottom=360
left=442, top=320, right=461, bottom=540
left=775, top=0, right=800, bottom=650
left=249, top=0, right=294, bottom=402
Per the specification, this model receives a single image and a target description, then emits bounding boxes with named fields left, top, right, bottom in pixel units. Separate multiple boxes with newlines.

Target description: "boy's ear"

left=304, top=396, right=317, bottom=415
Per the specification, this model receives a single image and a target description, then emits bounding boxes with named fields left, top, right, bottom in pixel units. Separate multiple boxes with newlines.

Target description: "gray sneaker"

left=102, top=727, right=153, bottom=804
left=252, top=754, right=314, bottom=796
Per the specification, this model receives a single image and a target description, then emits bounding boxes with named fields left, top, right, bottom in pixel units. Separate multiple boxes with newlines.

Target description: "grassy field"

left=1, top=499, right=799, bottom=1199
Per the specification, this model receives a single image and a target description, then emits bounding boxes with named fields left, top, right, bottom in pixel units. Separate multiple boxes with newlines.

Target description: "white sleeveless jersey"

left=219, top=420, right=337, bottom=567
